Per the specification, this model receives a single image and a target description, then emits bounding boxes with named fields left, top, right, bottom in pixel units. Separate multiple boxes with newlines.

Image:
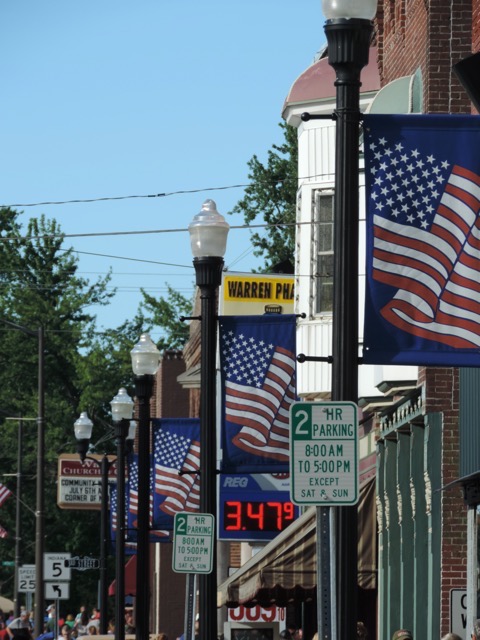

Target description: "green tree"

left=0, top=210, right=116, bottom=611
left=229, top=122, right=298, bottom=272
left=139, top=284, right=193, bottom=352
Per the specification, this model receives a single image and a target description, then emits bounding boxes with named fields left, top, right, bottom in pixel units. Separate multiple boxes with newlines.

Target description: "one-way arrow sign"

left=45, top=581, right=70, bottom=600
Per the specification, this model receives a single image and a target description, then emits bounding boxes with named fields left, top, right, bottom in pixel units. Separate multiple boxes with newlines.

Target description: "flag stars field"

left=366, top=135, right=451, bottom=229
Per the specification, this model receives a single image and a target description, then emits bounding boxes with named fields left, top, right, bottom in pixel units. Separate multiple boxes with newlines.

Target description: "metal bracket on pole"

left=301, top=112, right=338, bottom=121
left=296, top=354, right=364, bottom=364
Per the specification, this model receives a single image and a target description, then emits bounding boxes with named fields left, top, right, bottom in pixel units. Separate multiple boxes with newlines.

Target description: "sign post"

left=290, top=401, right=359, bottom=506
left=172, top=513, right=214, bottom=574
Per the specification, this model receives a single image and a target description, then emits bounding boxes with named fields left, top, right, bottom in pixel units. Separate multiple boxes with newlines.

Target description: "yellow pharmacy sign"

left=221, top=273, right=294, bottom=315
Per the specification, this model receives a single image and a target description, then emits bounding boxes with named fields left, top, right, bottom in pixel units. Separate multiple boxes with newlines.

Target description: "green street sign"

left=290, top=401, right=359, bottom=506
left=172, top=513, right=214, bottom=574
left=1, top=561, right=15, bottom=567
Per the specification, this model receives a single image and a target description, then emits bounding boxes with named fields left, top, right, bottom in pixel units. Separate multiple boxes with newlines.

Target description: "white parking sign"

left=290, top=401, right=359, bottom=505
left=173, top=513, right=214, bottom=574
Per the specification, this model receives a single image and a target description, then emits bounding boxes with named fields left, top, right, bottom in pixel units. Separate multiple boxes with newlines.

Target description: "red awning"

left=108, top=555, right=137, bottom=596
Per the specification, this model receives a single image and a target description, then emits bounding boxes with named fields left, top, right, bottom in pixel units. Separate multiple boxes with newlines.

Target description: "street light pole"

left=188, top=200, right=229, bottom=640
left=321, top=1, right=377, bottom=638
left=74, top=412, right=109, bottom=633
left=74, top=399, right=135, bottom=640
left=131, top=334, right=160, bottom=640
left=110, top=389, right=135, bottom=640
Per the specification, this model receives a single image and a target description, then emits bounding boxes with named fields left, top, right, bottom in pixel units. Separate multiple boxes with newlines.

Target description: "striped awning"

left=217, top=479, right=376, bottom=608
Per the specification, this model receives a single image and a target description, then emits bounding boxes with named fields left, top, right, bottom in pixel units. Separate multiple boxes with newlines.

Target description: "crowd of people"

left=0, top=604, right=134, bottom=639
left=2, top=609, right=479, bottom=640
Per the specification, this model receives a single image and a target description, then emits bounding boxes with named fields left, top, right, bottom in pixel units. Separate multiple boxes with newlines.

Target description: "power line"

left=0, top=172, right=329, bottom=210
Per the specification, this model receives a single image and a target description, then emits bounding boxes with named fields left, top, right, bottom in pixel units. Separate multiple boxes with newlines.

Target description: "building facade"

left=281, top=1, right=480, bottom=638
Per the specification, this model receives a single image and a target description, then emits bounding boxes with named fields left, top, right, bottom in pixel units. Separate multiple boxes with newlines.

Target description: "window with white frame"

left=314, top=189, right=334, bottom=314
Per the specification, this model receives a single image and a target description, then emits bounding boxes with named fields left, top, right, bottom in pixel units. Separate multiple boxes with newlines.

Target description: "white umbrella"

left=0, top=595, right=14, bottom=612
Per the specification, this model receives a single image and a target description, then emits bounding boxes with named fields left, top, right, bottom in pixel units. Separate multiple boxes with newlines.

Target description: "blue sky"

left=0, top=1, right=325, bottom=336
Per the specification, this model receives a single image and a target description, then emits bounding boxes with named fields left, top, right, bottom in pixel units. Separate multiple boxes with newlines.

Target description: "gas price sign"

left=218, top=474, right=299, bottom=541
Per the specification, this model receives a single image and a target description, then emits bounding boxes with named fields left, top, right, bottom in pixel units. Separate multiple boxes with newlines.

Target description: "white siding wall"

left=294, top=107, right=417, bottom=398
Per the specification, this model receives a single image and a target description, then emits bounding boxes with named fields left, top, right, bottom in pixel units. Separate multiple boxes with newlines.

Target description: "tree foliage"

left=229, top=122, right=298, bottom=272
left=0, top=210, right=117, bottom=612
left=139, top=285, right=193, bottom=352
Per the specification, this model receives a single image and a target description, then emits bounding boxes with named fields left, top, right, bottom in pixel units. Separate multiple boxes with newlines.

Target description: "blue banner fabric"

left=152, top=418, right=201, bottom=529
left=127, top=453, right=170, bottom=542
left=363, top=114, right=480, bottom=366
left=219, top=314, right=296, bottom=473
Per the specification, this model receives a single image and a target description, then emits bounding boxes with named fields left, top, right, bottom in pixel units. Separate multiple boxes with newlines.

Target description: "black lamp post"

left=130, top=333, right=160, bottom=640
left=188, top=199, right=230, bottom=640
left=110, top=388, right=135, bottom=640
left=74, top=393, right=135, bottom=640
left=321, top=1, right=377, bottom=638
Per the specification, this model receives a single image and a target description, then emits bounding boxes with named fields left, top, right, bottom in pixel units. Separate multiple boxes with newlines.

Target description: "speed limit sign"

left=44, top=553, right=71, bottom=581
left=18, top=565, right=36, bottom=592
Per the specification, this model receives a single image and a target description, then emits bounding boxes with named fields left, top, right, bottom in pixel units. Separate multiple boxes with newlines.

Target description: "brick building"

left=280, top=1, right=480, bottom=639
left=374, top=2, right=476, bottom=638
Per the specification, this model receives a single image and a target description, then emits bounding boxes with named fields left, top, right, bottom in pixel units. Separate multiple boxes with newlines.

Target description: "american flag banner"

left=219, top=314, right=296, bottom=473
left=0, top=483, right=12, bottom=508
left=363, top=114, right=480, bottom=366
left=127, top=454, right=170, bottom=541
left=111, top=484, right=137, bottom=554
left=152, top=419, right=201, bottom=528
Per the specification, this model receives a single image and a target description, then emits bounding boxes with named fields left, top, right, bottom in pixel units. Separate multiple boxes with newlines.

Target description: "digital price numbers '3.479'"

left=223, top=500, right=295, bottom=533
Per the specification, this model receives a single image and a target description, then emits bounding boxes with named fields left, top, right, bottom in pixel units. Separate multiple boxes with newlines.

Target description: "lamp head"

left=188, top=199, right=230, bottom=259
left=73, top=412, right=93, bottom=441
left=131, top=333, right=160, bottom=376
left=73, top=412, right=93, bottom=462
left=110, top=388, right=134, bottom=422
left=322, top=0, right=377, bottom=19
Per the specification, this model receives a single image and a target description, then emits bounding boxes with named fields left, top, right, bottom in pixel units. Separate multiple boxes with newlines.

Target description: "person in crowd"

left=72, top=611, right=89, bottom=637
left=56, top=625, right=71, bottom=640
left=473, top=620, right=480, bottom=640
left=73, top=609, right=84, bottom=626
left=125, top=611, right=135, bottom=634
left=357, top=622, right=368, bottom=640
left=280, top=632, right=291, bottom=640
left=63, top=618, right=74, bottom=632
left=86, top=626, right=98, bottom=636
left=392, top=630, right=413, bottom=640
left=6, top=610, right=32, bottom=639
left=45, top=606, right=55, bottom=635
left=442, top=634, right=462, bottom=640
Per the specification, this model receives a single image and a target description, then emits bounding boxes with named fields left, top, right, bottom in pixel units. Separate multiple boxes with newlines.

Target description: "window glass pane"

left=316, top=254, right=333, bottom=313
left=314, top=191, right=334, bottom=314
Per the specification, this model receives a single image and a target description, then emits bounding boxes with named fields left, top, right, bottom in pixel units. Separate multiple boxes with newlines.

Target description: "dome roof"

left=282, top=46, right=380, bottom=115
